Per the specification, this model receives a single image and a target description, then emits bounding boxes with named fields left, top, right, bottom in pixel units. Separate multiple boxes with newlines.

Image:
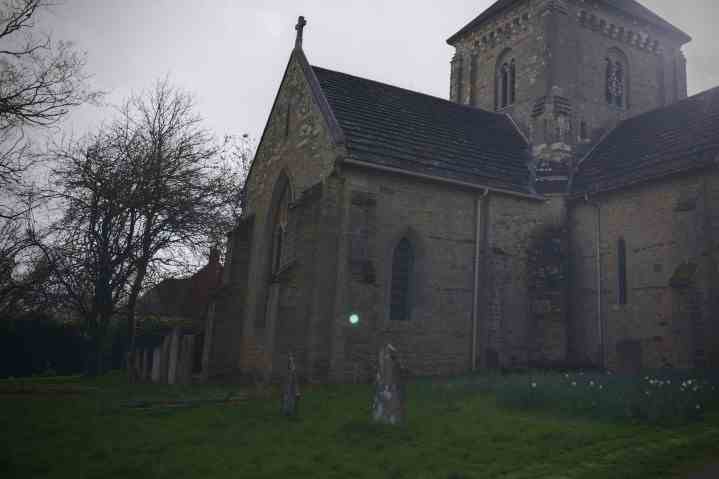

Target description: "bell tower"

left=447, top=0, right=691, bottom=193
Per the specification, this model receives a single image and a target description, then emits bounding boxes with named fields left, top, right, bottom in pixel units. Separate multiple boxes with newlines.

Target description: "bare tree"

left=0, top=1, right=100, bottom=321
left=44, top=132, right=139, bottom=373
left=118, top=79, right=244, bottom=352
left=0, top=200, right=51, bottom=318
left=44, top=78, right=246, bottom=375
left=218, top=132, right=254, bottom=225
left=0, top=0, right=100, bottom=212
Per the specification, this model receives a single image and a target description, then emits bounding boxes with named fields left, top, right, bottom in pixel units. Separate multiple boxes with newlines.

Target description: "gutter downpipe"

left=472, top=188, right=490, bottom=371
left=585, top=193, right=604, bottom=369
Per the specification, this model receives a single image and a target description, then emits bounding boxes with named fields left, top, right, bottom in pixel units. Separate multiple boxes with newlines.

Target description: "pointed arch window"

left=271, top=179, right=292, bottom=274
left=606, top=55, right=627, bottom=108
left=501, top=63, right=509, bottom=108
left=509, top=59, right=516, bottom=104
left=390, top=238, right=414, bottom=321
left=496, top=53, right=516, bottom=109
left=617, top=237, right=627, bottom=305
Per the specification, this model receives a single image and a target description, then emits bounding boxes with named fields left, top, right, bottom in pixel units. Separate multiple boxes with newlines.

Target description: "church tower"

left=447, top=0, right=691, bottom=193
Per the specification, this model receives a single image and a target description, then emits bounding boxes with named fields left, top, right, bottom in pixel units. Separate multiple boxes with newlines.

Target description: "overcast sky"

left=44, top=0, right=719, bottom=143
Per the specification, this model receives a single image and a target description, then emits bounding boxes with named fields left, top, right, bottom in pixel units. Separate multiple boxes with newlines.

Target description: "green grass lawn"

left=1, top=373, right=718, bottom=479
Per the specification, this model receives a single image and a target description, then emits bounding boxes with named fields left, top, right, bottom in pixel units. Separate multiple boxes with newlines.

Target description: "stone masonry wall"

left=569, top=166, right=719, bottom=372
left=482, top=194, right=566, bottom=368
left=331, top=166, right=556, bottom=380
left=224, top=53, right=345, bottom=377
left=330, top=167, right=478, bottom=380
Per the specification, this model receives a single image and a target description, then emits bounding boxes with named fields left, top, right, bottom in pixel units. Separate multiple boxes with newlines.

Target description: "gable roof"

left=447, top=0, right=690, bottom=45
left=572, top=86, right=719, bottom=196
left=312, top=66, right=536, bottom=196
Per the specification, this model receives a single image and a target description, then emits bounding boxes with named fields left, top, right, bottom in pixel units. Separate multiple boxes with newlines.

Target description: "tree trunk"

left=126, top=259, right=149, bottom=383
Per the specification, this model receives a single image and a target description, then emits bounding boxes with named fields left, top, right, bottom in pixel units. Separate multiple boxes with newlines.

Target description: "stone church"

left=204, top=0, right=719, bottom=382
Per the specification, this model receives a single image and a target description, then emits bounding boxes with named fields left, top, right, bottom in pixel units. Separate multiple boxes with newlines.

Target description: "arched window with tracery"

left=271, top=178, right=292, bottom=274
left=390, top=238, right=414, bottom=321
left=509, top=59, right=516, bottom=104
left=605, top=49, right=628, bottom=108
left=496, top=50, right=516, bottom=110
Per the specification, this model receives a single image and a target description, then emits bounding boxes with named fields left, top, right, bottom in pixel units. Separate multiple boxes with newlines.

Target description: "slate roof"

left=312, top=66, right=534, bottom=195
left=572, top=86, right=719, bottom=195
left=447, top=0, right=690, bottom=45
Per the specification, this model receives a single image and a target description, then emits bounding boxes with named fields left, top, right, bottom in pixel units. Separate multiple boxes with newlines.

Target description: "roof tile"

left=573, top=86, right=719, bottom=195
left=312, top=66, right=533, bottom=194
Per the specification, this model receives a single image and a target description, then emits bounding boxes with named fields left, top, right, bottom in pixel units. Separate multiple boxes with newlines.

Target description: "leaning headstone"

left=372, top=343, right=405, bottom=425
left=281, top=353, right=301, bottom=417
left=168, top=328, right=181, bottom=385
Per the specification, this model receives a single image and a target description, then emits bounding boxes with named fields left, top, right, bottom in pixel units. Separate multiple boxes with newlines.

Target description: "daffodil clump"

left=445, top=371, right=719, bottom=426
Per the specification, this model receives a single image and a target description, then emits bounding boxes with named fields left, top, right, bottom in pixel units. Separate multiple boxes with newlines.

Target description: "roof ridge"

left=311, top=64, right=506, bottom=120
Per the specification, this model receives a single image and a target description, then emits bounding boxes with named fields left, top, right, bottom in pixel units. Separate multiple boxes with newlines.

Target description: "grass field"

left=1, top=373, right=719, bottom=479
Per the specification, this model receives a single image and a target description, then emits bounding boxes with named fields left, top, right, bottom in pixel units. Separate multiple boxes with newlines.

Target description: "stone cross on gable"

left=295, top=16, right=307, bottom=50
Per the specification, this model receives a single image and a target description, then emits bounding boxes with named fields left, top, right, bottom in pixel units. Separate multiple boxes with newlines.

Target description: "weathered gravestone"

left=281, top=353, right=300, bottom=417
left=372, top=343, right=405, bottom=425
left=167, top=328, right=181, bottom=385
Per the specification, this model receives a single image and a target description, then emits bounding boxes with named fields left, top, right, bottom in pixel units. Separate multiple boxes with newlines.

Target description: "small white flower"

left=696, top=404, right=701, bottom=410
left=571, top=381, right=577, bottom=387
left=599, top=385, right=603, bottom=390
left=589, top=381, right=595, bottom=387
left=531, top=382, right=537, bottom=388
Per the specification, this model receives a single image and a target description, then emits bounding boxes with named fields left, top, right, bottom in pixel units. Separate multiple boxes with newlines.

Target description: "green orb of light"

left=349, top=313, right=360, bottom=325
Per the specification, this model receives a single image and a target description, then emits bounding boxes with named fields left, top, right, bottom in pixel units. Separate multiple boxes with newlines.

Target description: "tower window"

left=390, top=238, right=414, bottom=321
left=501, top=63, right=509, bottom=107
left=509, top=59, right=516, bottom=104
left=606, top=56, right=626, bottom=108
left=497, top=53, right=516, bottom=109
